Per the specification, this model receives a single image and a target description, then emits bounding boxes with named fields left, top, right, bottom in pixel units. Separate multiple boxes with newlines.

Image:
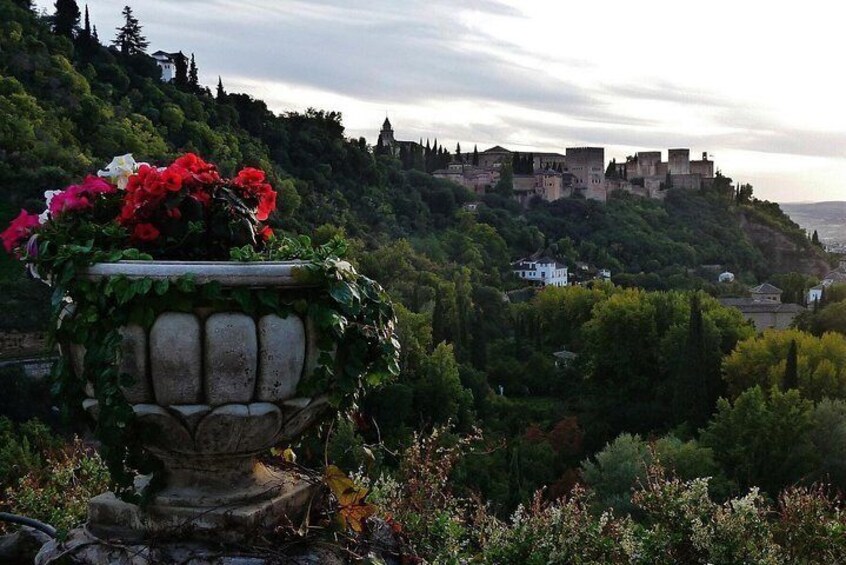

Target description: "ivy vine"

left=48, top=235, right=399, bottom=502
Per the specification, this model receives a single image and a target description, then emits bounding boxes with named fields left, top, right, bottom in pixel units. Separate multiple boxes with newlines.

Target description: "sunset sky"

left=38, top=0, right=846, bottom=202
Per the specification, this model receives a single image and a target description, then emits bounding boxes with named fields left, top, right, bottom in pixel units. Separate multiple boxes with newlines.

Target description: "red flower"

left=256, top=189, right=277, bottom=221
left=173, top=153, right=220, bottom=185
left=1, top=210, right=40, bottom=254
left=234, top=167, right=266, bottom=186
left=133, top=223, right=160, bottom=242
left=260, top=225, right=274, bottom=241
left=159, top=168, right=184, bottom=192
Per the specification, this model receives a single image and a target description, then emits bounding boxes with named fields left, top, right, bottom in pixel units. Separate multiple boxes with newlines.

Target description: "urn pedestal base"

left=85, top=468, right=317, bottom=544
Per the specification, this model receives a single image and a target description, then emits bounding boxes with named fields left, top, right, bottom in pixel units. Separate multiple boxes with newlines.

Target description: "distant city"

left=375, top=117, right=716, bottom=207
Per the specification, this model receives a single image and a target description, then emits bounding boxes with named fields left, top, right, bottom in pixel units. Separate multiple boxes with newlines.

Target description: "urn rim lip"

left=80, top=260, right=315, bottom=287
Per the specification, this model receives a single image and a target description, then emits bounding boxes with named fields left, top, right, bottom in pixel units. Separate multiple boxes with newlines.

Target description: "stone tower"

left=377, top=116, right=395, bottom=152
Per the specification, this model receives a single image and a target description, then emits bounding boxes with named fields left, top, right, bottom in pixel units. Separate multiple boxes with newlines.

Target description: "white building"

left=718, top=271, right=735, bottom=283
left=152, top=50, right=179, bottom=82
left=512, top=258, right=568, bottom=287
left=808, top=284, right=825, bottom=305
left=806, top=269, right=846, bottom=304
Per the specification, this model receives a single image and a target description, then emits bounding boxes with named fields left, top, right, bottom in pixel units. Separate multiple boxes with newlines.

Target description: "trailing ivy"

left=46, top=234, right=398, bottom=502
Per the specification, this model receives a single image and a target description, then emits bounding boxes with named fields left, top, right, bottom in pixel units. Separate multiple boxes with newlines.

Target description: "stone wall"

left=0, top=331, right=49, bottom=359
left=565, top=147, right=605, bottom=189
left=668, top=148, right=690, bottom=175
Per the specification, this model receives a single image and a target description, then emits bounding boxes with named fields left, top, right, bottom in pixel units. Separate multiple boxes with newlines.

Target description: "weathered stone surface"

left=81, top=261, right=312, bottom=288
left=0, top=527, right=51, bottom=564
left=37, top=516, right=406, bottom=564
left=133, top=404, right=193, bottom=452
left=81, top=469, right=317, bottom=543
left=194, top=404, right=250, bottom=453
left=205, top=313, right=258, bottom=405
left=243, top=403, right=283, bottom=452
left=257, top=314, right=305, bottom=402
left=150, top=313, right=202, bottom=404
left=278, top=396, right=329, bottom=442
left=119, top=324, right=151, bottom=403
left=168, top=404, right=211, bottom=434
left=82, top=398, right=99, bottom=419
left=69, top=343, right=86, bottom=378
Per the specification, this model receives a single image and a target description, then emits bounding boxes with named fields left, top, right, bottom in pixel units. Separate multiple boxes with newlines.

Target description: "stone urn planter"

left=70, top=261, right=333, bottom=541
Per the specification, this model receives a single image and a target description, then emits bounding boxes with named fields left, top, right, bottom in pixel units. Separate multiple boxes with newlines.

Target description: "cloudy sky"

left=38, top=0, right=846, bottom=202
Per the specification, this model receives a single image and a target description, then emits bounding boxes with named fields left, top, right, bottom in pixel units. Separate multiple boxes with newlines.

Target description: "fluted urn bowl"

left=72, top=261, right=331, bottom=518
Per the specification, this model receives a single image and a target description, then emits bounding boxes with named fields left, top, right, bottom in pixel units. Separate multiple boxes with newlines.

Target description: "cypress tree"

left=784, top=339, right=798, bottom=390
left=216, top=76, right=226, bottom=100
left=173, top=51, right=188, bottom=87
left=456, top=142, right=462, bottom=162
left=92, top=24, right=99, bottom=42
left=53, top=0, right=81, bottom=37
left=113, top=5, right=148, bottom=55
left=189, top=53, right=199, bottom=89
left=81, top=4, right=90, bottom=37
left=472, top=144, right=479, bottom=166
left=812, top=230, right=820, bottom=246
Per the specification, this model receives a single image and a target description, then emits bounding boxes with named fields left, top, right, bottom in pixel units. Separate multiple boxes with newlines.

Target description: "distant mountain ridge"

left=780, top=201, right=846, bottom=247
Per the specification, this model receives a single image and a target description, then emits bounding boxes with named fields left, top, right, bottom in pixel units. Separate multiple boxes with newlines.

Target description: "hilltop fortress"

left=375, top=118, right=716, bottom=206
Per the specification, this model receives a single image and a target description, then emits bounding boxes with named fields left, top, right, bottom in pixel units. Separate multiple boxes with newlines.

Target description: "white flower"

left=97, top=153, right=140, bottom=189
left=38, top=189, right=62, bottom=224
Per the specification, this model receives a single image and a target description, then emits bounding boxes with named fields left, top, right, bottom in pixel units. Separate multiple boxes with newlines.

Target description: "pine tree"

left=53, top=0, right=81, bottom=37
left=216, top=76, right=226, bottom=100
left=188, top=53, right=199, bottom=89
left=784, top=339, right=798, bottom=390
left=92, top=24, right=99, bottom=43
left=113, top=5, right=148, bottom=56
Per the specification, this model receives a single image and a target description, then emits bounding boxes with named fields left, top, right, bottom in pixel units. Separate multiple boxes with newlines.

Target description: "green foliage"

left=700, top=386, right=816, bottom=496
left=580, top=433, right=726, bottom=515
left=2, top=436, right=109, bottom=535
left=45, top=236, right=398, bottom=499
left=0, top=417, right=62, bottom=489
left=723, top=329, right=846, bottom=401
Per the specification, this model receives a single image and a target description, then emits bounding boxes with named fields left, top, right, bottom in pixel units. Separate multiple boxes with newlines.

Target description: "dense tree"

left=52, top=0, right=80, bottom=37
left=216, top=76, right=225, bottom=100
left=113, top=5, right=148, bottom=55
left=784, top=339, right=798, bottom=390
left=724, top=329, right=846, bottom=401
left=701, top=386, right=816, bottom=495
left=472, top=144, right=479, bottom=166
left=188, top=53, right=198, bottom=89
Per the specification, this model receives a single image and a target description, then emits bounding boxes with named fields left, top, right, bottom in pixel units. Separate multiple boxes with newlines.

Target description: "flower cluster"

left=118, top=153, right=222, bottom=243
left=1, top=210, right=39, bottom=254
left=1, top=153, right=279, bottom=260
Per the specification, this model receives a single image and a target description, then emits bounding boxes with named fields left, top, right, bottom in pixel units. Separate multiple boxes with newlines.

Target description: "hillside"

left=3, top=0, right=845, bottom=533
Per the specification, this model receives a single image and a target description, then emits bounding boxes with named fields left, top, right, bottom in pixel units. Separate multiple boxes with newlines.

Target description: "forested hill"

left=0, top=0, right=829, bottom=327
left=11, top=2, right=846, bottom=548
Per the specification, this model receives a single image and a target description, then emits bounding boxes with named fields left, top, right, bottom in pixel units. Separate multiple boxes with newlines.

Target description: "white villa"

left=152, top=50, right=180, bottom=82
left=512, top=258, right=569, bottom=287
left=807, top=266, right=846, bottom=304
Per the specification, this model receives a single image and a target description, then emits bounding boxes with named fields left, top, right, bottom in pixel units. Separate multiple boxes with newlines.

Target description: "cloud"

left=41, top=0, right=846, bottom=202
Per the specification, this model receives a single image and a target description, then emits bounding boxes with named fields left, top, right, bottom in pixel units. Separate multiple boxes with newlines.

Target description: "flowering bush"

left=1, top=153, right=278, bottom=266
left=2, top=153, right=400, bottom=500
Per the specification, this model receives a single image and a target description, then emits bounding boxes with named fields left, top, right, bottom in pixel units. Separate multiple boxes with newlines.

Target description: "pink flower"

left=1, top=210, right=40, bottom=254
left=47, top=176, right=116, bottom=218
left=49, top=187, right=91, bottom=216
